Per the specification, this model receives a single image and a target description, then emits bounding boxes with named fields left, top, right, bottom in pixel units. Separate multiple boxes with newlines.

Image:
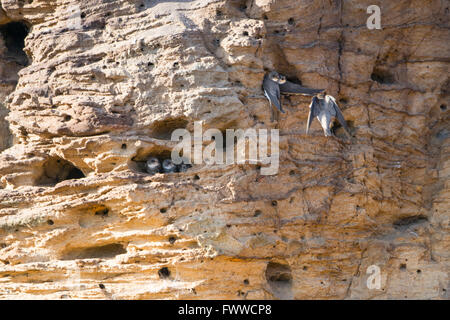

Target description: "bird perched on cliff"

left=306, top=93, right=351, bottom=137
left=263, top=71, right=325, bottom=122
left=146, top=157, right=161, bottom=175
left=263, top=71, right=287, bottom=122
left=162, top=159, right=177, bottom=173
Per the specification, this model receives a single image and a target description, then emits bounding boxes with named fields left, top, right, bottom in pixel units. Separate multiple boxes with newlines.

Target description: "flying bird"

left=279, top=81, right=324, bottom=96
left=162, top=159, right=177, bottom=173
left=263, top=71, right=286, bottom=122
left=146, top=157, right=161, bottom=175
left=306, top=94, right=351, bottom=137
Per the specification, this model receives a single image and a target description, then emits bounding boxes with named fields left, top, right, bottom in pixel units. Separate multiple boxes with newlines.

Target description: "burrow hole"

left=0, top=21, right=30, bottom=66
left=158, top=267, right=171, bottom=279
left=265, top=262, right=293, bottom=296
left=130, top=148, right=172, bottom=174
left=371, top=67, right=395, bottom=84
left=35, top=157, right=85, bottom=186
left=149, top=117, right=188, bottom=140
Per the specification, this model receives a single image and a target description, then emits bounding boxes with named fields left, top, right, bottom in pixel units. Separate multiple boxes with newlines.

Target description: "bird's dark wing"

left=330, top=96, right=351, bottom=135
left=280, top=81, right=324, bottom=96
left=306, top=96, right=320, bottom=134
left=263, top=76, right=285, bottom=113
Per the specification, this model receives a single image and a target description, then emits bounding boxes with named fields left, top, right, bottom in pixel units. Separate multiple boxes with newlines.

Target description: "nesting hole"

left=158, top=267, right=171, bottom=279
left=0, top=21, right=30, bottom=66
left=94, top=206, right=109, bottom=217
left=168, top=236, right=176, bottom=244
left=440, top=104, right=447, bottom=111
left=129, top=148, right=172, bottom=174
left=149, top=118, right=188, bottom=140
left=36, top=157, right=85, bottom=186
left=265, top=262, right=293, bottom=298
left=371, top=67, right=395, bottom=84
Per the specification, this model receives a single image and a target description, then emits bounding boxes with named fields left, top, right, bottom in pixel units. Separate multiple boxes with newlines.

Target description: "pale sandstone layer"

left=0, top=0, right=448, bottom=299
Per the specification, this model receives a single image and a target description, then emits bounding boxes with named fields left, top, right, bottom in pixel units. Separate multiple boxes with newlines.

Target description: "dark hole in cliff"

left=239, top=4, right=247, bottom=11
left=94, top=206, right=109, bottom=217
left=288, top=18, right=295, bottom=25
left=62, top=243, right=126, bottom=260
left=168, top=236, right=176, bottom=244
left=417, top=269, right=421, bottom=274
left=254, top=210, right=262, bottom=217
left=47, top=220, right=54, bottom=225
left=393, top=215, right=428, bottom=231
left=158, top=267, right=170, bottom=279
left=149, top=118, right=188, bottom=140
left=194, top=174, right=200, bottom=180
left=243, top=279, right=249, bottom=285
left=371, top=67, right=395, bottom=84
left=129, top=148, right=172, bottom=174
left=0, top=21, right=30, bottom=66
left=36, top=157, right=85, bottom=186
left=400, top=263, right=407, bottom=270
left=121, top=143, right=127, bottom=150
left=160, top=208, right=167, bottom=213
left=265, top=262, right=293, bottom=298
left=271, top=200, right=277, bottom=207
left=440, top=104, right=447, bottom=111
left=243, top=31, right=249, bottom=36
left=99, top=283, right=105, bottom=289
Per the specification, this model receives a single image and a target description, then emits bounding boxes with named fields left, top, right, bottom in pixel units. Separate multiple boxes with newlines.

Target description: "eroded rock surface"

left=0, top=0, right=448, bottom=299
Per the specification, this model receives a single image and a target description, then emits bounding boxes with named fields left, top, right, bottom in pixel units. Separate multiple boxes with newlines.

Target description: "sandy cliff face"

left=0, top=0, right=448, bottom=299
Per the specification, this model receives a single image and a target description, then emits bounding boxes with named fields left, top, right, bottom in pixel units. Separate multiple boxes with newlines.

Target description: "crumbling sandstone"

left=0, top=0, right=448, bottom=299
